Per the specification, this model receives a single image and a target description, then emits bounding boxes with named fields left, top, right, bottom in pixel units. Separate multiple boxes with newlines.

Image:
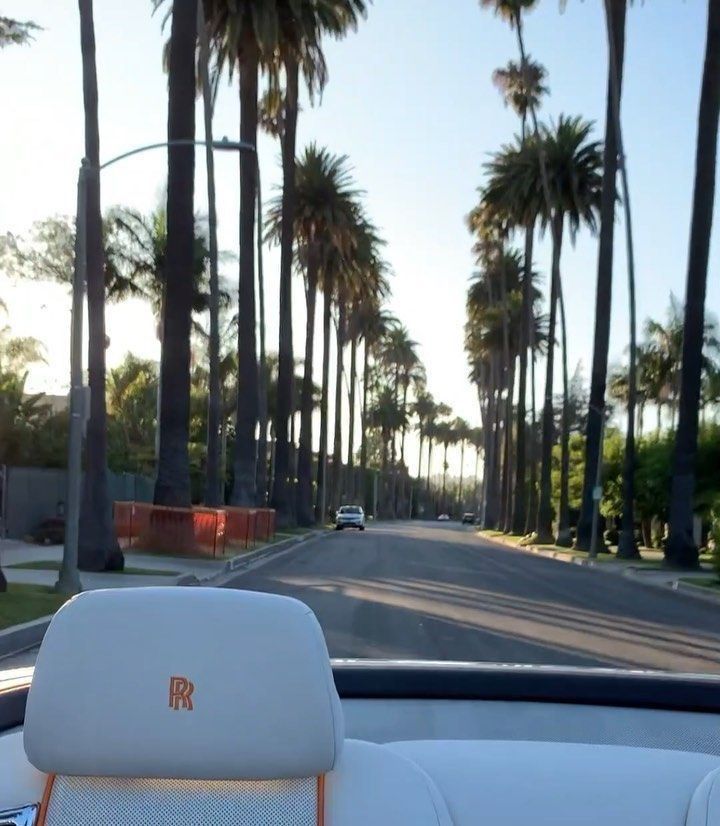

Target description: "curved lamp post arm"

left=99, top=137, right=255, bottom=170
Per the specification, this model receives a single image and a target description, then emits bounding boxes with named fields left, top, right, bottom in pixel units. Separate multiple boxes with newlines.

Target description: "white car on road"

left=335, top=504, right=365, bottom=530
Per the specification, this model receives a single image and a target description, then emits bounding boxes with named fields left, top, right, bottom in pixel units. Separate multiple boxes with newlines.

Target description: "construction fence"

left=113, top=501, right=276, bottom=558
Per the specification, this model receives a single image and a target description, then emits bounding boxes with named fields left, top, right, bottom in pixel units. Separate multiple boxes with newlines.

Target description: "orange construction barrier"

left=224, top=506, right=257, bottom=550
left=255, top=509, right=272, bottom=541
left=113, top=501, right=226, bottom=557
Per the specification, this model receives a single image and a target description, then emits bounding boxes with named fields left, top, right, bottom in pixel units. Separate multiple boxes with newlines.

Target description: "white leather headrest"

left=24, top=587, right=343, bottom=780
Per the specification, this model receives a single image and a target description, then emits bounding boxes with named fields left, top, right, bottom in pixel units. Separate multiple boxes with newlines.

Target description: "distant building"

left=23, top=393, right=68, bottom=414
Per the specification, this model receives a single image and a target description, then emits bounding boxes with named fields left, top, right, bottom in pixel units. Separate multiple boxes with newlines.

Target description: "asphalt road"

left=225, top=521, right=720, bottom=672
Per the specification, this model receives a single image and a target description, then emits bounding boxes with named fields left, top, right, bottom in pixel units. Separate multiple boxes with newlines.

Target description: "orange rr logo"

left=168, top=675, right=195, bottom=711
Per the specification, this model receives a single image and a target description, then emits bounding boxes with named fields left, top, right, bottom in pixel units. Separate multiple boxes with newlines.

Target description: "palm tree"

left=270, top=0, right=367, bottom=524
left=465, top=267, right=502, bottom=528
left=344, top=236, right=389, bottom=501
left=359, top=305, right=397, bottom=501
left=469, top=425, right=484, bottom=513
left=467, top=204, right=529, bottom=532
left=484, top=133, right=546, bottom=535
left=331, top=274, right=349, bottom=508
left=267, top=145, right=360, bottom=523
left=378, top=324, right=422, bottom=516
left=492, top=56, right=547, bottom=141
left=535, top=116, right=602, bottom=544
left=413, top=391, right=436, bottom=483
left=197, top=0, right=222, bottom=506
left=76, top=0, right=122, bottom=572
left=425, top=402, right=452, bottom=496
left=329, top=216, right=383, bottom=509
left=202, top=0, right=279, bottom=506
left=152, top=0, right=196, bottom=510
left=576, top=0, right=629, bottom=551
left=106, top=206, right=213, bottom=323
left=453, top=417, right=471, bottom=511
left=436, top=421, right=458, bottom=514
left=643, top=296, right=685, bottom=429
left=666, top=0, right=720, bottom=569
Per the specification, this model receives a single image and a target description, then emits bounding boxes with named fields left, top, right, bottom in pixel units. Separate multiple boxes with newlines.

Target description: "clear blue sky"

left=0, top=0, right=717, bottom=473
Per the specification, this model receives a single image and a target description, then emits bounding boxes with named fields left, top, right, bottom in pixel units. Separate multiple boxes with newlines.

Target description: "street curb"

left=672, top=580, right=720, bottom=605
left=477, top=531, right=720, bottom=608
left=182, top=529, right=328, bottom=587
left=0, top=615, right=53, bottom=661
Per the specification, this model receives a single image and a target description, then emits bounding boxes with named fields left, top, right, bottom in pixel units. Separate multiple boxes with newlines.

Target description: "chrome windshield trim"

left=0, top=804, right=39, bottom=826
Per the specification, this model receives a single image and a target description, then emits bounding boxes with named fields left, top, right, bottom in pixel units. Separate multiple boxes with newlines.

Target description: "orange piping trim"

left=35, top=773, right=55, bottom=826
left=317, top=775, right=325, bottom=826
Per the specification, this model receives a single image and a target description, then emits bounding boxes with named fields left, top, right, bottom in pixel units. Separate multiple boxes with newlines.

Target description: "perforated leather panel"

left=44, top=775, right=319, bottom=826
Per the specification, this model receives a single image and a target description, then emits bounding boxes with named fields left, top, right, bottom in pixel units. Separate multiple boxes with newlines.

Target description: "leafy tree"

left=0, top=16, right=41, bottom=47
left=106, top=354, right=158, bottom=472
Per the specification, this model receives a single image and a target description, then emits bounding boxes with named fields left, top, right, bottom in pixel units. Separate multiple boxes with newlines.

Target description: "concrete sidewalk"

left=478, top=531, right=720, bottom=602
left=0, top=539, right=225, bottom=590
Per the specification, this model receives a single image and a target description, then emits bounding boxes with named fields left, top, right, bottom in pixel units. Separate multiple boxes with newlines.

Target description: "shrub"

left=709, top=505, right=720, bottom=580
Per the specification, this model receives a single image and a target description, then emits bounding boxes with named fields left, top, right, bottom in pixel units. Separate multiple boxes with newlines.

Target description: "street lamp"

left=56, top=137, right=257, bottom=594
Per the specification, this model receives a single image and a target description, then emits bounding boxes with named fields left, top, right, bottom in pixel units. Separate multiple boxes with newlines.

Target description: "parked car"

left=462, top=512, right=476, bottom=525
left=437, top=513, right=450, bottom=521
left=335, top=504, right=365, bottom=530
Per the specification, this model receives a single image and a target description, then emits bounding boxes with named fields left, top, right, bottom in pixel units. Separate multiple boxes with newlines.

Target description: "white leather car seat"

left=23, top=587, right=450, bottom=826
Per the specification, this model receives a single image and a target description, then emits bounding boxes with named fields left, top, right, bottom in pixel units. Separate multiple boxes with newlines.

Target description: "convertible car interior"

left=3, top=586, right=720, bottom=825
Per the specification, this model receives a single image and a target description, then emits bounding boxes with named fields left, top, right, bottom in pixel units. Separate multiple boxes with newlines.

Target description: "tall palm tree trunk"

left=556, top=278, right=572, bottom=546
left=458, top=440, right=465, bottom=511
left=666, top=0, right=720, bottom=569
left=231, top=42, right=259, bottom=506
left=524, top=345, right=538, bottom=535
left=347, top=335, right=357, bottom=500
left=536, top=213, right=563, bottom=543
left=498, top=252, right=512, bottom=532
left=576, top=0, right=627, bottom=550
left=315, top=282, right=332, bottom=522
left=417, top=430, right=424, bottom=485
left=255, top=163, right=268, bottom=505
left=605, top=0, right=640, bottom=560
left=271, top=55, right=299, bottom=524
left=153, top=0, right=196, bottom=512
left=198, top=1, right=221, bottom=507
left=442, top=442, right=449, bottom=508
left=474, top=446, right=480, bottom=512
left=359, top=339, right=370, bottom=491
left=501, top=358, right=515, bottom=532
left=491, top=385, right=503, bottom=523
left=220, top=411, right=228, bottom=498
left=400, top=382, right=409, bottom=466
left=483, top=363, right=500, bottom=529
left=296, top=252, right=319, bottom=526
left=512, top=221, right=534, bottom=533
left=426, top=437, right=433, bottom=493
left=332, top=299, right=346, bottom=508
left=77, top=0, right=121, bottom=570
